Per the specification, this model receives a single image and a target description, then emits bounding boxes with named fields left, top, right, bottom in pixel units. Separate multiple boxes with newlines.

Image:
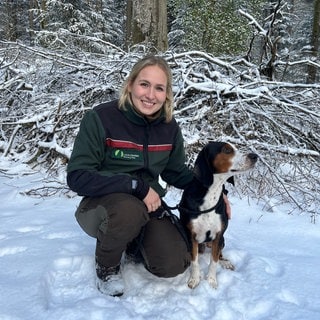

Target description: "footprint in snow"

left=259, top=257, right=283, bottom=276
left=42, top=255, right=96, bottom=308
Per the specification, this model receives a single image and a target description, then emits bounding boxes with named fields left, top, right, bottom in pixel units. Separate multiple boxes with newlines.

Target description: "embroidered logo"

left=114, top=149, right=124, bottom=158
left=112, top=149, right=142, bottom=160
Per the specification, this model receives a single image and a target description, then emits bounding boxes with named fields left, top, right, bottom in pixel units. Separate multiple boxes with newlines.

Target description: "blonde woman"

left=67, top=55, right=227, bottom=296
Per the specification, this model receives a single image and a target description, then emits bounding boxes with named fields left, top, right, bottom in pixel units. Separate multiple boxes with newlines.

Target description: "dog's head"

left=193, top=142, right=258, bottom=187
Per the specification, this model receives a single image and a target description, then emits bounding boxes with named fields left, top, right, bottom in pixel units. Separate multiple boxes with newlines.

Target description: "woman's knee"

left=146, top=254, right=190, bottom=278
left=141, top=217, right=191, bottom=278
left=75, top=196, right=105, bottom=237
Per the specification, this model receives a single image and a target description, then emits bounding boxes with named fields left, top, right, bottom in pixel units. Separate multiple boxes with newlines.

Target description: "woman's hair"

left=118, top=55, right=174, bottom=122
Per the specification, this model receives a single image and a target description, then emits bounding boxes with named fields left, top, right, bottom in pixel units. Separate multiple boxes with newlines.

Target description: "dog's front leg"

left=207, top=236, right=221, bottom=289
left=207, top=260, right=218, bottom=289
left=188, top=240, right=200, bottom=289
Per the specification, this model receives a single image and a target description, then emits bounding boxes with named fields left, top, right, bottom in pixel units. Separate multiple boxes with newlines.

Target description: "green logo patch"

left=114, top=149, right=124, bottom=158
left=112, top=149, right=142, bottom=161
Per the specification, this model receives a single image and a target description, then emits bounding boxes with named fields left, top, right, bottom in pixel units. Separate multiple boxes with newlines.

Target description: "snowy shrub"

left=0, top=41, right=319, bottom=221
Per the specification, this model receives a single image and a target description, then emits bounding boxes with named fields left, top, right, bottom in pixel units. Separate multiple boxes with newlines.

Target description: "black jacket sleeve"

left=67, top=169, right=149, bottom=200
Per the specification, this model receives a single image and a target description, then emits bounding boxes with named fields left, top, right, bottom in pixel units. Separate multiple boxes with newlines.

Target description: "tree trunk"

left=307, top=0, right=320, bottom=83
left=40, top=0, right=47, bottom=30
left=4, top=0, right=18, bottom=41
left=126, top=0, right=168, bottom=52
left=28, top=0, right=36, bottom=40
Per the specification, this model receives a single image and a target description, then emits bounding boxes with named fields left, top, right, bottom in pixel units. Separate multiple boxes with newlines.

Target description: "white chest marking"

left=191, top=174, right=227, bottom=243
left=191, top=211, right=221, bottom=243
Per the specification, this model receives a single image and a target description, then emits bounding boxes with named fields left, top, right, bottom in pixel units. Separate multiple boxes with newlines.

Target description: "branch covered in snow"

left=0, top=41, right=319, bottom=221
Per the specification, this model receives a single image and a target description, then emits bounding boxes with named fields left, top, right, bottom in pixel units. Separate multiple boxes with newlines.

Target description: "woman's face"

left=128, top=65, right=167, bottom=117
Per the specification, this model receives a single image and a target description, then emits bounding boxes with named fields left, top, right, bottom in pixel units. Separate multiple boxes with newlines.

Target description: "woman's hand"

left=223, top=193, right=231, bottom=219
left=143, top=187, right=162, bottom=213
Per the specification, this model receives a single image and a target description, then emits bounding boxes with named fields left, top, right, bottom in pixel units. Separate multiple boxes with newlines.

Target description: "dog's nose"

left=248, top=153, right=258, bottom=162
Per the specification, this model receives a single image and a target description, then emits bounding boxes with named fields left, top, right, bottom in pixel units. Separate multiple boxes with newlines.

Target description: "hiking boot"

left=96, top=263, right=124, bottom=297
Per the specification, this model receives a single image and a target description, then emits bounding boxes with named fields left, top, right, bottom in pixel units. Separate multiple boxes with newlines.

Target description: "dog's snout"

left=248, top=153, right=258, bottom=163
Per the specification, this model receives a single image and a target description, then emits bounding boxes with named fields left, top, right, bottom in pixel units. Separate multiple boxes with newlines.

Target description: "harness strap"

left=164, top=202, right=218, bottom=215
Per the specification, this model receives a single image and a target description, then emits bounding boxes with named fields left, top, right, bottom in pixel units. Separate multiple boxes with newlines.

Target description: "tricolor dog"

left=179, top=142, right=258, bottom=289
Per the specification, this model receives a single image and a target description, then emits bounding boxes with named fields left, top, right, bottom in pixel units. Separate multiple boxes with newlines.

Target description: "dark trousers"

left=75, top=193, right=190, bottom=278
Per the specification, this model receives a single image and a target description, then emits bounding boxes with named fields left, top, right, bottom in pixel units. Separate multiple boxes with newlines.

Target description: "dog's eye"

left=222, top=145, right=234, bottom=154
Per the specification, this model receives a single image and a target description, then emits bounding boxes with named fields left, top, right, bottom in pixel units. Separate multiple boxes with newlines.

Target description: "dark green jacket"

left=67, top=100, right=193, bottom=199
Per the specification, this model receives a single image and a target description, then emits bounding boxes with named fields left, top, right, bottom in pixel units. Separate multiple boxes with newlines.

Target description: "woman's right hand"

left=143, top=187, right=162, bottom=213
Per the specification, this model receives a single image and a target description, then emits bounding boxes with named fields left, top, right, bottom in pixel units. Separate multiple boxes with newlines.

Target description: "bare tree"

left=126, top=0, right=168, bottom=51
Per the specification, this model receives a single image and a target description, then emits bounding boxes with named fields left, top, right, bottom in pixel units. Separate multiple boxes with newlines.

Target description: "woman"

left=67, top=55, right=194, bottom=296
left=67, top=55, right=231, bottom=296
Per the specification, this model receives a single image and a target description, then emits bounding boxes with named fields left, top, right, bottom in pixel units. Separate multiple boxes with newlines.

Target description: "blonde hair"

left=118, top=55, right=174, bottom=122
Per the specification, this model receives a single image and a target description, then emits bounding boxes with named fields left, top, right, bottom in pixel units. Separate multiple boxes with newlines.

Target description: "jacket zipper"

left=143, top=124, right=150, bottom=170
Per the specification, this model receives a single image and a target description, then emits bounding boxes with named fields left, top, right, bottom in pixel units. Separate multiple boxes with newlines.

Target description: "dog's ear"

left=193, top=145, right=213, bottom=187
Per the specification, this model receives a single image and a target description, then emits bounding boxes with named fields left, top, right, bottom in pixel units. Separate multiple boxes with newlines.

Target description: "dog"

left=179, top=142, right=258, bottom=289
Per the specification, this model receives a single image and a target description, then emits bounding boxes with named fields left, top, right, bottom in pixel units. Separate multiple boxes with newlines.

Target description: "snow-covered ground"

left=0, top=170, right=319, bottom=320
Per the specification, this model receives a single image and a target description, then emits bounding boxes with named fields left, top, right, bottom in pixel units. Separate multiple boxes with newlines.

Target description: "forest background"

left=0, top=0, right=319, bottom=222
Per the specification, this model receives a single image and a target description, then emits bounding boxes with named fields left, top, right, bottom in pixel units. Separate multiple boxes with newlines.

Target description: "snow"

left=0, top=171, right=319, bottom=320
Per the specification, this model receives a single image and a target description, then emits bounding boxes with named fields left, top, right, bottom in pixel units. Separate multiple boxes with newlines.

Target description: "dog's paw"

left=188, top=276, right=200, bottom=289
left=219, top=258, right=235, bottom=270
left=207, top=275, right=218, bottom=289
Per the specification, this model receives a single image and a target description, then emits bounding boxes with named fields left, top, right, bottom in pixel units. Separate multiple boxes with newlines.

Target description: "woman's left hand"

left=143, top=187, right=162, bottom=213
